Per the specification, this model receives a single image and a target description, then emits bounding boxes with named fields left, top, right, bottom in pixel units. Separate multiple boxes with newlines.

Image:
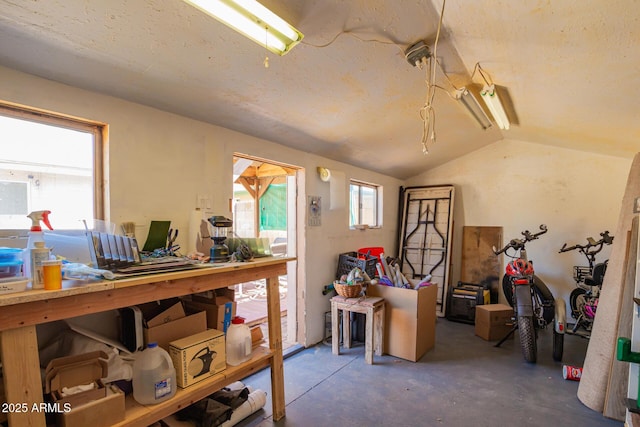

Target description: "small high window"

left=349, top=180, right=381, bottom=228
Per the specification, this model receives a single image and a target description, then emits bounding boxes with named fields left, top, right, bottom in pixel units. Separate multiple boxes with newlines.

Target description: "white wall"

left=405, top=139, right=631, bottom=311
left=0, top=65, right=402, bottom=346
left=3, top=64, right=630, bottom=345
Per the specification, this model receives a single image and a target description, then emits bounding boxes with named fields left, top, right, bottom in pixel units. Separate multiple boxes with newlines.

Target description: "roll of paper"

left=219, top=389, right=267, bottom=427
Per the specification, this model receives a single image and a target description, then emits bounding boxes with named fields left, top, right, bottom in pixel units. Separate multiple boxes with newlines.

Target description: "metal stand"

left=495, top=323, right=517, bottom=347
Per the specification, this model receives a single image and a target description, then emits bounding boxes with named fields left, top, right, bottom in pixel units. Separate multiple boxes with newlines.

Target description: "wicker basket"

left=334, top=282, right=363, bottom=298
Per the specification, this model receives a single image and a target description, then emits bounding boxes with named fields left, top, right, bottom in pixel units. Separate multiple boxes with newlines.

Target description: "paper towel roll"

left=219, top=389, right=267, bottom=427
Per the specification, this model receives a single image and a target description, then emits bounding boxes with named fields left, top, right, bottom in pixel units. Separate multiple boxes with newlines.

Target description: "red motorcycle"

left=493, top=225, right=566, bottom=363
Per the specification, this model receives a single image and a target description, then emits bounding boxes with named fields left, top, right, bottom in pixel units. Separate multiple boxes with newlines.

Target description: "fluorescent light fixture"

left=184, top=0, right=303, bottom=55
left=456, top=87, right=492, bottom=130
left=480, top=84, right=510, bottom=130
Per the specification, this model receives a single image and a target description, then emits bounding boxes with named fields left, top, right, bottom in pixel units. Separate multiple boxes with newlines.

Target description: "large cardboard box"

left=169, top=329, right=226, bottom=388
left=138, top=299, right=207, bottom=350
left=45, top=351, right=125, bottom=427
left=367, top=283, right=437, bottom=362
left=475, top=304, right=514, bottom=341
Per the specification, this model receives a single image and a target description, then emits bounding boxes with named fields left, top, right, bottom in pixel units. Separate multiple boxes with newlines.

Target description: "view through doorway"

left=232, top=154, right=298, bottom=351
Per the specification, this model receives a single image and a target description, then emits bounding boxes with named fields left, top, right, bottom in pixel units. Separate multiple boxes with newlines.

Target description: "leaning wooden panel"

left=460, top=226, right=503, bottom=304
left=578, top=153, right=640, bottom=413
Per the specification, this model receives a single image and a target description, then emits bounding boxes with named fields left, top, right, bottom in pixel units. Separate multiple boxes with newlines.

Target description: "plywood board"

left=460, top=226, right=503, bottom=304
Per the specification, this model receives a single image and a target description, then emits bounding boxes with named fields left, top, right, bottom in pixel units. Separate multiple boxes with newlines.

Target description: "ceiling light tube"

left=480, top=84, right=510, bottom=130
left=456, top=88, right=492, bottom=130
left=184, top=0, right=304, bottom=55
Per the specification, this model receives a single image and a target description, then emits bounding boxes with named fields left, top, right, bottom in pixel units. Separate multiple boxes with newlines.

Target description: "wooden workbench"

left=0, top=256, right=293, bottom=426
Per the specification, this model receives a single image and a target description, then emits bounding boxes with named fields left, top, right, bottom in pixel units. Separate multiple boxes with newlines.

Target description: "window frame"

left=349, top=179, right=382, bottom=229
left=0, top=100, right=107, bottom=231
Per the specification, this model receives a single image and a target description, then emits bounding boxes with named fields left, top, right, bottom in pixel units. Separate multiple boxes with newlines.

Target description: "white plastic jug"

left=226, top=316, right=252, bottom=366
left=132, top=342, right=176, bottom=405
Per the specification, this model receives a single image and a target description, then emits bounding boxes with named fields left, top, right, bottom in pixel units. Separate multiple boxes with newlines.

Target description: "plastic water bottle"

left=226, top=316, right=252, bottom=366
left=132, top=342, right=176, bottom=405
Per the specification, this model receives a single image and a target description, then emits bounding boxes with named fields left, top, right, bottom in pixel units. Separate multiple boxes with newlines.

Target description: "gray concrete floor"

left=237, top=318, right=623, bottom=427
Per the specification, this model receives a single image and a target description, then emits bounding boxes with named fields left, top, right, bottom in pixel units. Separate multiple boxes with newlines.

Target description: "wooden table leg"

left=374, top=303, right=384, bottom=356
left=0, top=326, right=46, bottom=427
left=266, top=275, right=286, bottom=421
left=365, top=306, right=374, bottom=364
left=342, top=308, right=351, bottom=349
left=331, top=301, right=339, bottom=355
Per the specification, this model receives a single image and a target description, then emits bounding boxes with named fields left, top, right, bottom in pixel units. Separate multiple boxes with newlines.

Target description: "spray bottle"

left=23, top=210, right=54, bottom=289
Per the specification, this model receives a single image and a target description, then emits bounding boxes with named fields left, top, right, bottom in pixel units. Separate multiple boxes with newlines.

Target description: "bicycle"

left=558, top=231, right=613, bottom=339
left=493, top=225, right=566, bottom=363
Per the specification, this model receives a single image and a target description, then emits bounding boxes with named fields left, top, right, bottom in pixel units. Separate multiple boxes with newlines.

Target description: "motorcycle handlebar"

left=493, top=224, right=547, bottom=256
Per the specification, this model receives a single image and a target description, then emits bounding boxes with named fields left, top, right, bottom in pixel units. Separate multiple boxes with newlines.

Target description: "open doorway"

left=232, top=154, right=299, bottom=351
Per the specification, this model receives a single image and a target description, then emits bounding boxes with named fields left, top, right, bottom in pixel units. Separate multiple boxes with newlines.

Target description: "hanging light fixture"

left=480, top=84, right=510, bottom=130
left=184, top=0, right=304, bottom=55
left=456, top=87, right=492, bottom=130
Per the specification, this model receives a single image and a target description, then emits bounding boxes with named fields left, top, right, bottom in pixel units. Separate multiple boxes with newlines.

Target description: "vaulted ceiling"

left=0, top=1, right=638, bottom=179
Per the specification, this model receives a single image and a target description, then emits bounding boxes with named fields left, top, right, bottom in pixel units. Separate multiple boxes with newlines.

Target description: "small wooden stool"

left=331, top=295, right=385, bottom=364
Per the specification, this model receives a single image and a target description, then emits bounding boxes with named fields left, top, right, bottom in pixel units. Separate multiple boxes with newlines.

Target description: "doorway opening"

left=232, top=154, right=300, bottom=352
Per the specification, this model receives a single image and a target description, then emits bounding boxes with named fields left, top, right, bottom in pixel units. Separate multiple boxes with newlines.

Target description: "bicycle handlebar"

left=558, top=231, right=614, bottom=255
left=493, top=224, right=547, bottom=256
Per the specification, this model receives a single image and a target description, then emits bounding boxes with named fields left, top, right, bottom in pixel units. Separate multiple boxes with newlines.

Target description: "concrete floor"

left=237, top=318, right=623, bottom=427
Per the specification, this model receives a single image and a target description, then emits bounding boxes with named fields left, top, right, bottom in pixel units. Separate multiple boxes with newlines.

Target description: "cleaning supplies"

left=226, top=316, right=252, bottom=366
left=132, top=342, right=176, bottom=405
left=23, top=210, right=54, bottom=289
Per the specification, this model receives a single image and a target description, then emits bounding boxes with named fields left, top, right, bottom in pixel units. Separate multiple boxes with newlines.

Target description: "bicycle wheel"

left=518, top=315, right=537, bottom=363
left=553, top=329, right=564, bottom=362
left=569, top=288, right=587, bottom=319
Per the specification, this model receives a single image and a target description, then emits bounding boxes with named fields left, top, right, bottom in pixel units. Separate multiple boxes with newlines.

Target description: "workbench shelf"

left=0, top=256, right=293, bottom=427
left=113, top=346, right=273, bottom=427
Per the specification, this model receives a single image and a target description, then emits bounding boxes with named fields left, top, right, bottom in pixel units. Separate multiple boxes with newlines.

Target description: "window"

left=0, top=102, right=105, bottom=231
left=349, top=180, right=381, bottom=228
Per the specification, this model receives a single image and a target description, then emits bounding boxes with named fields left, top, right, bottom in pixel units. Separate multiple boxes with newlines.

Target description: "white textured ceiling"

left=0, top=0, right=638, bottom=179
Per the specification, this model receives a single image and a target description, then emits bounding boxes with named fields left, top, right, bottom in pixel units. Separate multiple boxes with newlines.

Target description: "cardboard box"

left=169, top=329, right=226, bottom=388
left=367, top=283, right=438, bottom=362
left=45, top=350, right=108, bottom=407
left=139, top=299, right=208, bottom=350
left=192, top=287, right=235, bottom=305
left=58, top=385, right=125, bottom=427
left=475, top=304, right=514, bottom=341
left=45, top=351, right=124, bottom=427
left=183, top=299, right=236, bottom=333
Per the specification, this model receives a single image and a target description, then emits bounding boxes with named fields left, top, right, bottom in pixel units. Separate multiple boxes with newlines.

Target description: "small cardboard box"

left=45, top=350, right=108, bottom=407
left=169, top=329, right=226, bottom=388
left=139, top=299, right=208, bottom=350
left=45, top=351, right=125, bottom=427
left=183, top=299, right=236, bottom=333
left=475, top=304, right=514, bottom=341
left=367, top=283, right=438, bottom=362
left=58, top=384, right=125, bottom=427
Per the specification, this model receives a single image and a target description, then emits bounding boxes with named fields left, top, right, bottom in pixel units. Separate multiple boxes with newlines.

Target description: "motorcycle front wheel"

left=518, top=315, right=537, bottom=363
